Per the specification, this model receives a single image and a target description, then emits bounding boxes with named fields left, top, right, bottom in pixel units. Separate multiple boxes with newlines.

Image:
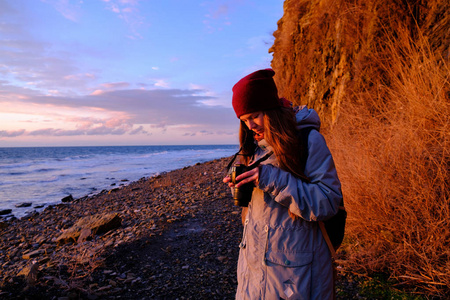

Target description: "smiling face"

left=240, top=111, right=265, bottom=141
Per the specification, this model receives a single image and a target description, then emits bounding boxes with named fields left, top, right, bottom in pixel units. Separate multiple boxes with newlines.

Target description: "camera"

left=226, top=150, right=273, bottom=207
left=230, top=164, right=254, bottom=207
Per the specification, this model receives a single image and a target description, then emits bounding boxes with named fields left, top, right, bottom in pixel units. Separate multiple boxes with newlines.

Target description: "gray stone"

left=17, top=262, right=39, bottom=285
left=56, top=213, right=122, bottom=245
left=22, top=249, right=45, bottom=260
left=61, top=195, right=74, bottom=202
left=0, top=209, right=12, bottom=215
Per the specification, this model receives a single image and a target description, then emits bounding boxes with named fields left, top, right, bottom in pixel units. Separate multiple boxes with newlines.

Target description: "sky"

left=0, top=0, right=284, bottom=147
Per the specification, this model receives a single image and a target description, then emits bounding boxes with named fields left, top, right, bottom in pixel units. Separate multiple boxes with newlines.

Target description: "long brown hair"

left=239, top=107, right=309, bottom=180
left=238, top=106, right=310, bottom=221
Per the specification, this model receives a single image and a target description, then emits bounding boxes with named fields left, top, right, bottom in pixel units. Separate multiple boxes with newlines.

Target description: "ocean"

left=0, top=145, right=238, bottom=218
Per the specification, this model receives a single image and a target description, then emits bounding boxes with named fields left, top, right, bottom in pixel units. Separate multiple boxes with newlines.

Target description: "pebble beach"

left=0, top=157, right=363, bottom=299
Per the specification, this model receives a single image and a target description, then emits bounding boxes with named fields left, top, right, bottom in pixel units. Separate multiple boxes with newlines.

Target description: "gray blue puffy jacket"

left=236, top=106, right=342, bottom=300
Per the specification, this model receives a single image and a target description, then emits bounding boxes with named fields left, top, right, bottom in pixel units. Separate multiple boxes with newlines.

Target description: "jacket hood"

left=295, top=105, right=321, bottom=131
left=257, top=105, right=320, bottom=150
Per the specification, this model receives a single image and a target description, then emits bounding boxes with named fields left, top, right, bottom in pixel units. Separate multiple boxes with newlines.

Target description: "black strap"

left=226, top=147, right=243, bottom=171
left=227, top=127, right=316, bottom=180
left=226, top=149, right=273, bottom=173
left=288, top=127, right=317, bottom=183
left=246, top=151, right=273, bottom=171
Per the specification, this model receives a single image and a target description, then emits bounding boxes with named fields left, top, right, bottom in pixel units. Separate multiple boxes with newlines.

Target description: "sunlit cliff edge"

left=270, top=0, right=449, bottom=297
left=270, top=0, right=449, bottom=127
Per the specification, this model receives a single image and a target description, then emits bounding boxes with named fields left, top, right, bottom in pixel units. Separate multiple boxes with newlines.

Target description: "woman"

left=223, top=69, right=342, bottom=299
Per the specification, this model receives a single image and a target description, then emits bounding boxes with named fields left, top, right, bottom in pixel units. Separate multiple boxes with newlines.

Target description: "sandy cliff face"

left=270, top=0, right=450, bottom=127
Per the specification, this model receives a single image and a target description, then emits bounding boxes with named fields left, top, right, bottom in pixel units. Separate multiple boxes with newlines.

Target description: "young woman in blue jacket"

left=223, top=69, right=343, bottom=300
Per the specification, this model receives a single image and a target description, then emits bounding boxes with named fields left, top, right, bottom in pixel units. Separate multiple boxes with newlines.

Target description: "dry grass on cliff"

left=326, top=29, right=450, bottom=297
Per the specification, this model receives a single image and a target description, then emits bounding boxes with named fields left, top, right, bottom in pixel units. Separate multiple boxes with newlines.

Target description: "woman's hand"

left=223, top=166, right=260, bottom=188
left=235, top=167, right=260, bottom=187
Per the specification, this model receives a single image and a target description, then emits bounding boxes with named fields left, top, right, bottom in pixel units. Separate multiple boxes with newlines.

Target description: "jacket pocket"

left=264, top=251, right=313, bottom=299
left=264, top=250, right=313, bottom=267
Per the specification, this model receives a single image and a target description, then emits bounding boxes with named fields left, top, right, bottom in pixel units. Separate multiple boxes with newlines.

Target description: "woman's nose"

left=247, top=120, right=256, bottom=129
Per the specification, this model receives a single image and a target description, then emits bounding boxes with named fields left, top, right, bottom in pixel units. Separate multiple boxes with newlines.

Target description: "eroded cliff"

left=270, top=0, right=450, bottom=127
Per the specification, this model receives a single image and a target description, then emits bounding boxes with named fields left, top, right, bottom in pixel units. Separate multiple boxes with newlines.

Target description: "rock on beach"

left=0, top=209, right=12, bottom=215
left=14, top=202, right=32, bottom=208
left=56, top=212, right=122, bottom=245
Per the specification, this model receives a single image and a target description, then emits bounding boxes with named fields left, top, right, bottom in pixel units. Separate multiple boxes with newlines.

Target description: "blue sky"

left=0, top=0, right=284, bottom=147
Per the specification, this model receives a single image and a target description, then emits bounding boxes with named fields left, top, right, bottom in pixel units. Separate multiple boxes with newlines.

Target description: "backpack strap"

left=319, top=221, right=337, bottom=259
left=300, top=127, right=342, bottom=259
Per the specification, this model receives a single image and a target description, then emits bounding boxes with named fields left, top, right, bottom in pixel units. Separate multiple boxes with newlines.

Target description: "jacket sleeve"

left=258, top=130, right=342, bottom=221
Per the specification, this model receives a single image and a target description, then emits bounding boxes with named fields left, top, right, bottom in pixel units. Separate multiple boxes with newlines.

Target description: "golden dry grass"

left=326, top=27, right=450, bottom=297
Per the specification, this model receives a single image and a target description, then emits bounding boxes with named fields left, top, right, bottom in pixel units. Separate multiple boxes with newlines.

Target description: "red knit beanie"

left=232, top=69, right=282, bottom=118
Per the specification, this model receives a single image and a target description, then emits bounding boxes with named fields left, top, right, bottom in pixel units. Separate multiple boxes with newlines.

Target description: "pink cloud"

left=90, top=90, right=104, bottom=96
left=101, top=82, right=130, bottom=89
left=63, top=73, right=96, bottom=81
left=0, top=129, right=26, bottom=137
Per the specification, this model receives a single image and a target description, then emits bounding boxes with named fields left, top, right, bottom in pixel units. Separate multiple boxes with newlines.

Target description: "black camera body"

left=230, top=164, right=254, bottom=207
left=226, top=150, right=273, bottom=207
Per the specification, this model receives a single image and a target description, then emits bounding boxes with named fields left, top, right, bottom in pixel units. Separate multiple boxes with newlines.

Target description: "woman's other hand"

left=223, top=165, right=260, bottom=188
left=223, top=175, right=235, bottom=188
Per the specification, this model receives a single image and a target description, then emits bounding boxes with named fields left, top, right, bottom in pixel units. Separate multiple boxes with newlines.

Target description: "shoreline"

left=0, top=174, right=151, bottom=221
left=1, top=168, right=232, bottom=221
left=0, top=145, right=239, bottom=219
left=0, top=174, right=147, bottom=221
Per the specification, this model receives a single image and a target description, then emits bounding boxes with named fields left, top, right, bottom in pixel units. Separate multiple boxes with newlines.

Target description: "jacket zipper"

left=262, top=224, right=269, bottom=265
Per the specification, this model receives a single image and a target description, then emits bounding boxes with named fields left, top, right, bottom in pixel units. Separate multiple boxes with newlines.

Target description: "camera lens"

left=231, top=164, right=253, bottom=207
